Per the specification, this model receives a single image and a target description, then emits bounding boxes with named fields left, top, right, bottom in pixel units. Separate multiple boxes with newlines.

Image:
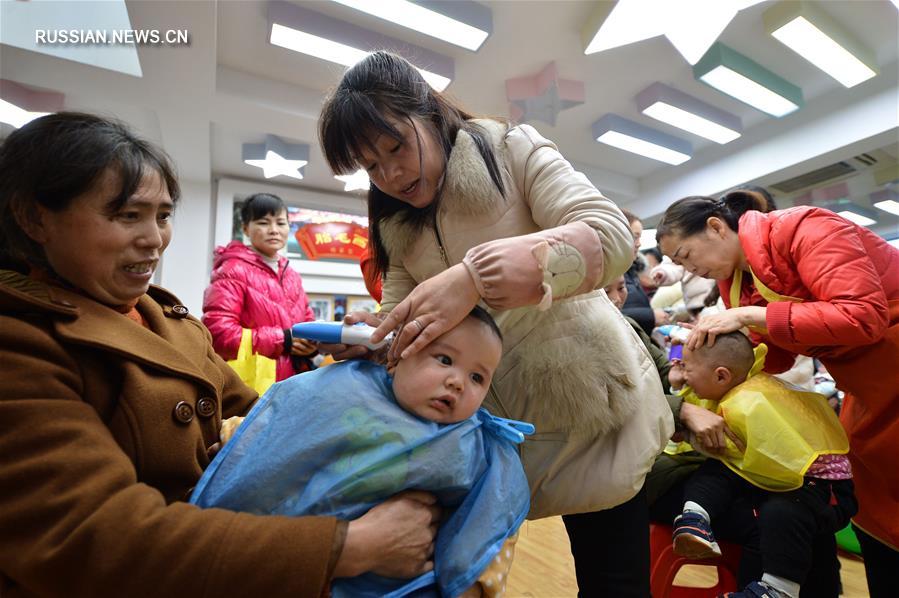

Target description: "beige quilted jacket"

left=380, top=119, right=673, bottom=518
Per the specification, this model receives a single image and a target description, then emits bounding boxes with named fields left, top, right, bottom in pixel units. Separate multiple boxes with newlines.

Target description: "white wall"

left=158, top=178, right=214, bottom=314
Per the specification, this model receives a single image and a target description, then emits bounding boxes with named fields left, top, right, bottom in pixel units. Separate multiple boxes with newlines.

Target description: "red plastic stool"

left=650, top=523, right=743, bottom=598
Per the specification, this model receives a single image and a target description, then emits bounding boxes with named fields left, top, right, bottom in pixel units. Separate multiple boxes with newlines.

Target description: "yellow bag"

left=227, top=329, right=276, bottom=396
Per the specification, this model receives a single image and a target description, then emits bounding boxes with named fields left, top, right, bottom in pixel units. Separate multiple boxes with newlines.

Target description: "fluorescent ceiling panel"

left=871, top=189, right=899, bottom=216
left=268, top=1, right=454, bottom=91
left=592, top=114, right=692, bottom=166
left=0, top=0, right=142, bottom=77
left=823, top=200, right=878, bottom=227
left=874, top=199, right=899, bottom=216
left=764, top=1, right=877, bottom=88
left=0, top=79, right=64, bottom=129
left=0, top=99, right=49, bottom=129
left=331, top=0, right=492, bottom=51
left=636, top=82, right=741, bottom=144
left=836, top=210, right=876, bottom=226
left=694, top=43, right=803, bottom=117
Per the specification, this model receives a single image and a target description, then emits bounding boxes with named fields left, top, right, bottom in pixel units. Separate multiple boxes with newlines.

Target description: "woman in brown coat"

left=0, top=112, right=439, bottom=598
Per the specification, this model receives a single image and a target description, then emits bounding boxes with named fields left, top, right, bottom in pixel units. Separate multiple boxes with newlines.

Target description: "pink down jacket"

left=203, top=241, right=314, bottom=381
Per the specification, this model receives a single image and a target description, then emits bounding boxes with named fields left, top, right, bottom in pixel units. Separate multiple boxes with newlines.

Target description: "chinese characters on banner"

left=289, top=208, right=369, bottom=261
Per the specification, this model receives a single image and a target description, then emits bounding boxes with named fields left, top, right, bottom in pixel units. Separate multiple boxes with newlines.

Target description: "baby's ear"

left=715, top=366, right=733, bottom=385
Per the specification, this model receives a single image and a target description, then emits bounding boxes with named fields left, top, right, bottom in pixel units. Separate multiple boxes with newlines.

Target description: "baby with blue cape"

left=191, top=307, right=532, bottom=598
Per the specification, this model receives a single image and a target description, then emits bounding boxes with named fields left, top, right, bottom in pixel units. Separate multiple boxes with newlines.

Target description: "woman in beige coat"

left=320, top=52, right=672, bottom=596
left=0, top=112, right=440, bottom=597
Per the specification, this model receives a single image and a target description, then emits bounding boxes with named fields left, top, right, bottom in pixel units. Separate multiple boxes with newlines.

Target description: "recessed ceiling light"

left=331, top=0, right=492, bottom=51
left=593, top=114, right=692, bottom=165
left=694, top=43, right=803, bottom=117
left=873, top=199, right=899, bottom=216
left=268, top=1, right=454, bottom=91
left=636, top=82, right=741, bottom=144
left=0, top=98, right=49, bottom=129
left=0, top=80, right=64, bottom=128
left=764, top=1, right=877, bottom=88
left=836, top=210, right=876, bottom=227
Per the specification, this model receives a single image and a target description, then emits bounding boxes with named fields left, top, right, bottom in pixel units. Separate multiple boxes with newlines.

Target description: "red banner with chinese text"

left=295, top=222, right=369, bottom=261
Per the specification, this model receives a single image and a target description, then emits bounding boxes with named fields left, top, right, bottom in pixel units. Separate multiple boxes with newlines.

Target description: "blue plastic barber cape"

left=191, top=360, right=532, bottom=598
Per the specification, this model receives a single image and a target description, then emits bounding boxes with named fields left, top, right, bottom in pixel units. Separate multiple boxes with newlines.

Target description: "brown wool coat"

left=0, top=270, right=338, bottom=598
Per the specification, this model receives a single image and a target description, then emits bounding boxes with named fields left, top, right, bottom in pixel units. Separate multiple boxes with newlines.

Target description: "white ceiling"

left=2, top=0, right=898, bottom=237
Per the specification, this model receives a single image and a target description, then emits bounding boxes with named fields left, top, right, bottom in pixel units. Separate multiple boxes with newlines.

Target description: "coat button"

left=173, top=401, right=194, bottom=424
left=171, top=304, right=189, bottom=317
left=196, top=397, right=217, bottom=418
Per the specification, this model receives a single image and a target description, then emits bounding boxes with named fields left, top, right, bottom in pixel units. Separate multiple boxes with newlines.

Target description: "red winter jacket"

left=720, top=206, right=899, bottom=374
left=203, top=241, right=314, bottom=381
left=721, top=206, right=899, bottom=549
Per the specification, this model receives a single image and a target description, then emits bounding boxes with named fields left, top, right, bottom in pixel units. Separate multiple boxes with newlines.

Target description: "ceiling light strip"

left=268, top=1, right=454, bottom=91
left=693, top=43, right=803, bottom=117
left=592, top=114, right=692, bottom=165
left=635, top=82, right=742, bottom=144
left=331, top=0, right=492, bottom=51
left=764, top=1, right=876, bottom=88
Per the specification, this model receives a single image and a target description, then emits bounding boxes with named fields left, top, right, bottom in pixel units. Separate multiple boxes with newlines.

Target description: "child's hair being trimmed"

left=694, top=331, right=754, bottom=384
left=468, top=305, right=503, bottom=344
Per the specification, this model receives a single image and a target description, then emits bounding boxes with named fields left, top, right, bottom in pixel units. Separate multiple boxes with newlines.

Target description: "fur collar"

left=380, top=119, right=509, bottom=260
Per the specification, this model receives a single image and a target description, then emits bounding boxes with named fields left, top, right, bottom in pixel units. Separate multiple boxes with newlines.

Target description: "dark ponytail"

left=656, top=191, right=771, bottom=243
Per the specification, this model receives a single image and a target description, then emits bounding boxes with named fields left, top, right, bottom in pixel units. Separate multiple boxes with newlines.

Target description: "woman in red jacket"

left=656, top=191, right=899, bottom=597
left=203, top=194, right=316, bottom=381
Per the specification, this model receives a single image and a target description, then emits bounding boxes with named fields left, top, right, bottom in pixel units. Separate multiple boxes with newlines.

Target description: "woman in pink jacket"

left=203, top=193, right=316, bottom=381
left=656, top=191, right=899, bottom=597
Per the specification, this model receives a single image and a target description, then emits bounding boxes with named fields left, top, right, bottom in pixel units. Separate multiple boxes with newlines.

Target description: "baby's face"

left=604, top=276, right=628, bottom=310
left=682, top=346, right=728, bottom=401
left=393, top=317, right=502, bottom=424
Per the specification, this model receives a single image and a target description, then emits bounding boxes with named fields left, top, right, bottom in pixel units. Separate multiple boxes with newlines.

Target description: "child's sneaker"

left=672, top=510, right=721, bottom=558
left=720, top=580, right=793, bottom=597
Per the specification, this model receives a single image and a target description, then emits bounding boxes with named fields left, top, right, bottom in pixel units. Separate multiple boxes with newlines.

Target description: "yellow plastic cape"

left=664, top=344, right=848, bottom=491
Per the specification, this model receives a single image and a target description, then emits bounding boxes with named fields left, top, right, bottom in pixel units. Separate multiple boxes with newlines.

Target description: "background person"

left=0, top=112, right=440, bottom=597
left=620, top=208, right=670, bottom=335
left=656, top=191, right=899, bottom=597
left=203, top=193, right=317, bottom=381
left=318, top=51, right=672, bottom=597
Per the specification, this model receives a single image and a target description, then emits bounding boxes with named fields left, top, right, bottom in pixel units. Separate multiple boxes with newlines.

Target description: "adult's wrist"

left=282, top=329, right=292, bottom=354
left=333, top=518, right=375, bottom=578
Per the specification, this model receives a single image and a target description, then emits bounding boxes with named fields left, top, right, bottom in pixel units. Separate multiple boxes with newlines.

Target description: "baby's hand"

left=220, top=416, right=245, bottom=445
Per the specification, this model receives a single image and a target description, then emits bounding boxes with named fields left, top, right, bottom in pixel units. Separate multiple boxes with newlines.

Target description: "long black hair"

left=319, top=51, right=505, bottom=278
left=656, top=189, right=773, bottom=243
left=0, top=112, right=180, bottom=270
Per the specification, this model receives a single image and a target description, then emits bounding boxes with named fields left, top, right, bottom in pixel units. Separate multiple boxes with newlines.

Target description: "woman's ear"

left=12, top=202, right=49, bottom=244
left=706, top=216, right=728, bottom=240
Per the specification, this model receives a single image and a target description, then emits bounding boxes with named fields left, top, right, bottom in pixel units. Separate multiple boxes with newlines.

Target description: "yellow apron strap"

left=749, top=267, right=804, bottom=304
left=729, top=268, right=744, bottom=311
left=731, top=267, right=803, bottom=334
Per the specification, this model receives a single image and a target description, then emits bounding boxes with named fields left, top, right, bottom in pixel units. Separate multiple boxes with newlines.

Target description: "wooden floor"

left=506, top=516, right=870, bottom=597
